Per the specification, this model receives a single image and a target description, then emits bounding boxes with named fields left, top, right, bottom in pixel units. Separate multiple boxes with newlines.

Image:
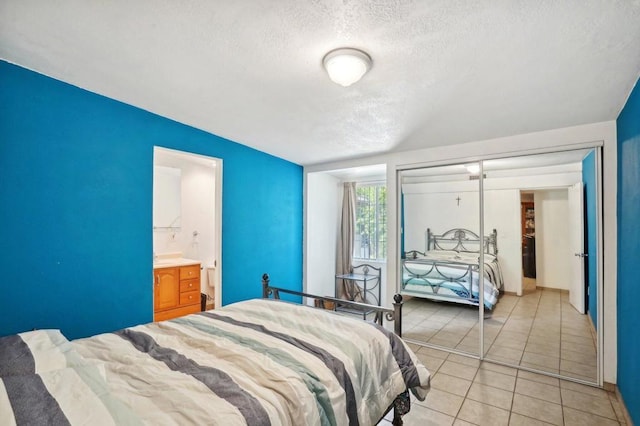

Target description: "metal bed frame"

left=402, top=228, right=499, bottom=308
left=426, top=227, right=498, bottom=255
left=261, top=273, right=410, bottom=425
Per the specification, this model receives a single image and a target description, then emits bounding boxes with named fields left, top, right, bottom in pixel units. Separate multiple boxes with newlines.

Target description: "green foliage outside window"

left=354, top=184, right=387, bottom=260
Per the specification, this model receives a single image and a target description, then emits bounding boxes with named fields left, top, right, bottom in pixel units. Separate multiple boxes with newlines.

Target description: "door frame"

left=213, top=158, right=223, bottom=308
left=152, top=147, right=223, bottom=310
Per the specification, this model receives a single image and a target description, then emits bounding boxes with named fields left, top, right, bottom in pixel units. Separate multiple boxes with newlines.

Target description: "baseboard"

left=507, top=287, right=569, bottom=296
left=536, top=287, right=569, bottom=294
left=503, top=289, right=538, bottom=296
left=614, top=385, right=634, bottom=426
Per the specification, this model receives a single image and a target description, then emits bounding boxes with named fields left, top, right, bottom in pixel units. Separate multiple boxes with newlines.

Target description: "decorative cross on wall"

left=456, top=196, right=461, bottom=206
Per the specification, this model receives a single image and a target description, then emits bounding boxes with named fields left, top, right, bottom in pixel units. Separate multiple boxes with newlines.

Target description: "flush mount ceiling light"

left=323, top=48, right=372, bottom=87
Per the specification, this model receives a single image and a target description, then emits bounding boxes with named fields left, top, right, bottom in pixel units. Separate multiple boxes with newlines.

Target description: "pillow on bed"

left=0, top=329, right=89, bottom=377
left=484, top=253, right=497, bottom=262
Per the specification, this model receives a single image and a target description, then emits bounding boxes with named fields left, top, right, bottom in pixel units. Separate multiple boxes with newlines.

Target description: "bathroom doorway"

left=153, top=147, right=223, bottom=309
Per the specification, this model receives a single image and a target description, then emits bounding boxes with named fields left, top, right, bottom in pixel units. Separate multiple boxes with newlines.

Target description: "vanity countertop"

left=153, top=256, right=201, bottom=268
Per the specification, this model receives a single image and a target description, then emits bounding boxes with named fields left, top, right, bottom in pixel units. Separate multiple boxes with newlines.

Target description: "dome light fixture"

left=322, top=48, right=372, bottom=87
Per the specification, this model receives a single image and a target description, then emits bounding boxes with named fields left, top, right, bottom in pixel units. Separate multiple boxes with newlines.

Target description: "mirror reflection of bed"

left=400, top=228, right=502, bottom=358
left=402, top=228, right=503, bottom=310
left=399, top=149, right=599, bottom=384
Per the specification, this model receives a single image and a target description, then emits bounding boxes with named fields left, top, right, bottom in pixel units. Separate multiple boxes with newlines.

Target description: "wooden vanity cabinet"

left=154, top=264, right=201, bottom=321
left=154, top=267, right=179, bottom=312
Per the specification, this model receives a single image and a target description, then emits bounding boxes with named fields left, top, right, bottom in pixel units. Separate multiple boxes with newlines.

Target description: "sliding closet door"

left=480, top=157, right=532, bottom=366
left=481, top=149, right=600, bottom=384
left=398, top=148, right=601, bottom=384
left=399, top=164, right=480, bottom=356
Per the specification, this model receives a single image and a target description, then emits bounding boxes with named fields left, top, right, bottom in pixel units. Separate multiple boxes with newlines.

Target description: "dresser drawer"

left=180, top=279, right=199, bottom=293
left=180, top=265, right=200, bottom=280
left=180, top=289, right=200, bottom=306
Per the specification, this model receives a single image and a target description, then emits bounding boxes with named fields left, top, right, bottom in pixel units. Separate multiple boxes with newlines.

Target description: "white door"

left=568, top=182, right=586, bottom=314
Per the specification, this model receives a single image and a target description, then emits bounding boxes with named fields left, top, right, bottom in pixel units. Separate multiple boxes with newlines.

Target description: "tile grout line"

left=405, top=289, right=610, bottom=423
left=520, top=286, right=544, bottom=372
left=481, top=290, right=515, bottom=363
left=452, top=353, right=477, bottom=425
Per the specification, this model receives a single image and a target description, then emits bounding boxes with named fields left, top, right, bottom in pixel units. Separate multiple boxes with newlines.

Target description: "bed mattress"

left=402, top=250, right=503, bottom=310
left=1, top=299, right=431, bottom=426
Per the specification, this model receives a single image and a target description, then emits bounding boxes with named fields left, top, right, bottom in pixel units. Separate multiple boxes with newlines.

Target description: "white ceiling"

left=1, top=1, right=639, bottom=166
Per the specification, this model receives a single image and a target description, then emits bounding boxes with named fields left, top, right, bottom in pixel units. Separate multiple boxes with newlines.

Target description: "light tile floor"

left=381, top=287, right=630, bottom=425
left=401, top=288, right=597, bottom=382
left=379, top=349, right=627, bottom=425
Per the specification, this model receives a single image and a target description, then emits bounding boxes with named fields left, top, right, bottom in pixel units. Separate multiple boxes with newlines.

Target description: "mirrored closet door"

left=399, top=163, right=481, bottom=357
left=399, top=147, right=601, bottom=385
left=481, top=150, right=600, bottom=384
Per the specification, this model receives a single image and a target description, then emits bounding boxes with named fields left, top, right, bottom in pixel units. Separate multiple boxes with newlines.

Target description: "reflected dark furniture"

left=523, top=235, right=536, bottom=278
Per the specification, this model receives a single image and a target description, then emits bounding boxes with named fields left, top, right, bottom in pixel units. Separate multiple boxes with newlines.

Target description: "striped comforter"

left=1, top=299, right=430, bottom=425
left=402, top=250, right=504, bottom=309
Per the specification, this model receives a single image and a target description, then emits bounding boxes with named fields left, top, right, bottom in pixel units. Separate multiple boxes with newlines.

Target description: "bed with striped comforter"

left=1, top=299, right=430, bottom=425
left=402, top=250, right=503, bottom=310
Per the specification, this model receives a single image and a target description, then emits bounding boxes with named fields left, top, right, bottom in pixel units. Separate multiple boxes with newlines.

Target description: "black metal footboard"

left=261, top=273, right=403, bottom=337
left=261, top=273, right=408, bottom=425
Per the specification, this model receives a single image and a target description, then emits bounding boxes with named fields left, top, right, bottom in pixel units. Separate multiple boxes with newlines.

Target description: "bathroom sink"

left=153, top=256, right=200, bottom=267
left=153, top=258, right=176, bottom=265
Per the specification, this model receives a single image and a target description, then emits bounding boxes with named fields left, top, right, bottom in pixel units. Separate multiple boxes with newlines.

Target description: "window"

left=354, top=183, right=387, bottom=260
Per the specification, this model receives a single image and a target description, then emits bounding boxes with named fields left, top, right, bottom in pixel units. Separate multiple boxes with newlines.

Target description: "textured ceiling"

left=1, top=1, right=639, bottom=166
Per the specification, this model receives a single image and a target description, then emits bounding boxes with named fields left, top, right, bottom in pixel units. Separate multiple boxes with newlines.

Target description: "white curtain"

left=336, top=182, right=362, bottom=301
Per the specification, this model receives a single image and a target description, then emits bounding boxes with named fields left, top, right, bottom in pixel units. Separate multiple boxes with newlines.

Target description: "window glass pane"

left=354, top=184, right=386, bottom=260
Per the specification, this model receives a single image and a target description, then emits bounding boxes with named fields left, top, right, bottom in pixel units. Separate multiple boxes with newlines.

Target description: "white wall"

left=305, top=172, right=340, bottom=300
left=403, top=187, right=481, bottom=251
left=484, top=189, right=521, bottom=294
left=153, top=159, right=217, bottom=298
left=305, top=120, right=617, bottom=384
left=535, top=189, right=571, bottom=290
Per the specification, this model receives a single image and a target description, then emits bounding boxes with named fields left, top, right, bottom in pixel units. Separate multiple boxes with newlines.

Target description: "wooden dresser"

left=154, top=263, right=201, bottom=321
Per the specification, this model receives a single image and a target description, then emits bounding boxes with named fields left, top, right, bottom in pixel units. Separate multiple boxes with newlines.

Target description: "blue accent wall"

left=581, top=150, right=597, bottom=328
left=0, top=61, right=303, bottom=339
left=617, top=76, right=640, bottom=424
